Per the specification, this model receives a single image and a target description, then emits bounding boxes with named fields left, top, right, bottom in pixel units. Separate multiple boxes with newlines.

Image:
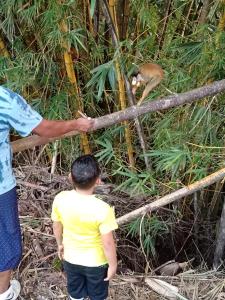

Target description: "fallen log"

left=117, top=167, right=225, bottom=225
left=12, top=79, right=225, bottom=153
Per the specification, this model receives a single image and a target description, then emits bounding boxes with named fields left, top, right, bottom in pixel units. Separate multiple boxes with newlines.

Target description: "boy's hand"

left=104, top=265, right=117, bottom=281
left=58, top=244, right=64, bottom=260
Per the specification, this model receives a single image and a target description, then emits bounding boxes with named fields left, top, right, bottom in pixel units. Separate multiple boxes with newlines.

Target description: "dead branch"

left=117, top=167, right=225, bottom=225
left=12, top=78, right=225, bottom=153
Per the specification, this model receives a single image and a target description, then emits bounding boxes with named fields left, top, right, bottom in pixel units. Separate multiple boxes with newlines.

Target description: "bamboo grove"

left=1, top=0, right=225, bottom=266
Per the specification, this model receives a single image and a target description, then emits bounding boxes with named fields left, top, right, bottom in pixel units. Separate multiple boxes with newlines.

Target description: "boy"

left=51, top=155, right=118, bottom=300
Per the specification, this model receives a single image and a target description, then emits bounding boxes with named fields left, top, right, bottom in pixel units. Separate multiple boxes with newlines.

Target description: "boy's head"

left=71, top=155, right=100, bottom=190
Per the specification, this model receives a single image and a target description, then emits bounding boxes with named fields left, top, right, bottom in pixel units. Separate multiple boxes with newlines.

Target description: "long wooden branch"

left=117, top=167, right=225, bottom=225
left=12, top=79, right=225, bottom=153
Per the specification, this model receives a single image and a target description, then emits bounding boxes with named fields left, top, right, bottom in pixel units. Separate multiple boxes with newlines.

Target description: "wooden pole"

left=117, top=167, right=225, bottom=225
left=11, top=78, right=225, bottom=153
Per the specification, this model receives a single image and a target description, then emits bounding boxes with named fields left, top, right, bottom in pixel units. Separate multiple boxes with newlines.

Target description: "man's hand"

left=33, top=117, right=94, bottom=138
left=104, top=264, right=117, bottom=281
left=58, top=244, right=64, bottom=260
left=73, top=117, right=94, bottom=132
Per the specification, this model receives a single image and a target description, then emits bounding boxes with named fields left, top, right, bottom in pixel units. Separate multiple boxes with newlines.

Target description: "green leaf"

left=90, top=0, right=96, bottom=17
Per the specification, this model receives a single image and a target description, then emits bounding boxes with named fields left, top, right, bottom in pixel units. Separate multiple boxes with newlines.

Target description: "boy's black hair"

left=71, top=155, right=100, bottom=190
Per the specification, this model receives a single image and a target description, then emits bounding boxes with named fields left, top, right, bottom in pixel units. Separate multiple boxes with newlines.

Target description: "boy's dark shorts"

left=0, top=187, right=22, bottom=271
left=64, top=260, right=109, bottom=300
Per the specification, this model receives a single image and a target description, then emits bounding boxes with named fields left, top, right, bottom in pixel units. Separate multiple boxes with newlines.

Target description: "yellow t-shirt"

left=51, top=190, right=118, bottom=267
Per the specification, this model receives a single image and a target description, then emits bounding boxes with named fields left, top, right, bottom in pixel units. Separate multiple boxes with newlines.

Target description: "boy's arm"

left=101, top=231, right=117, bottom=281
left=53, top=221, right=64, bottom=260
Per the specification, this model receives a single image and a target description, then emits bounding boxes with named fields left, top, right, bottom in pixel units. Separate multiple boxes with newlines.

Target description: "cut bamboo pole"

left=11, top=78, right=225, bottom=153
left=59, top=14, right=90, bottom=154
left=117, top=167, right=225, bottom=225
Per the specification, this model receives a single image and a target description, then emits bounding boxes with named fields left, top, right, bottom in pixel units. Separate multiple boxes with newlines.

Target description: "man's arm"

left=33, top=118, right=94, bottom=137
left=53, top=221, right=64, bottom=260
left=101, top=231, right=117, bottom=281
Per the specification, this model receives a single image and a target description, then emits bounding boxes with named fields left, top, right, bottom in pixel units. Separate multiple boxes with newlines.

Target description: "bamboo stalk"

left=0, top=35, right=10, bottom=58
left=117, top=167, right=225, bottom=225
left=109, top=0, right=119, bottom=35
left=101, top=0, right=151, bottom=170
left=109, top=0, right=135, bottom=169
left=115, top=61, right=135, bottom=168
left=156, top=0, right=172, bottom=56
left=11, top=78, right=225, bottom=153
left=218, top=3, right=225, bottom=30
left=59, top=16, right=90, bottom=154
left=216, top=1, right=225, bottom=46
left=93, top=0, right=100, bottom=41
left=86, top=0, right=94, bottom=35
left=198, top=0, right=212, bottom=25
left=122, top=0, right=130, bottom=40
left=181, top=0, right=195, bottom=37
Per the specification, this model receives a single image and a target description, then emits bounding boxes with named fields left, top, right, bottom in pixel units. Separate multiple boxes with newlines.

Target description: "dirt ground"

left=16, top=268, right=225, bottom=300
left=15, top=166, right=225, bottom=300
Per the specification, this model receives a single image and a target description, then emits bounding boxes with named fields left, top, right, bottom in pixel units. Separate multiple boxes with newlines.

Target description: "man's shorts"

left=0, top=187, right=22, bottom=271
left=64, top=260, right=109, bottom=300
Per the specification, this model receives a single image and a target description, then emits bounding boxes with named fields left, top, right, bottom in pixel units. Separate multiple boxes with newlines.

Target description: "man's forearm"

left=33, top=119, right=80, bottom=138
left=33, top=118, right=94, bottom=137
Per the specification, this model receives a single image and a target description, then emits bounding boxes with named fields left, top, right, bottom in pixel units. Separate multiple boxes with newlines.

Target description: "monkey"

left=131, top=63, right=164, bottom=106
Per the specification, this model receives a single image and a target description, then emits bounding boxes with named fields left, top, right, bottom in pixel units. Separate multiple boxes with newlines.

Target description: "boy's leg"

left=85, top=265, right=109, bottom=300
left=63, top=261, right=87, bottom=300
left=0, top=188, right=22, bottom=300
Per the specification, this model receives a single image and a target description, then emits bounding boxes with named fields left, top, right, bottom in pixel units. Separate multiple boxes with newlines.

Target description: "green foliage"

left=86, top=60, right=116, bottom=100
left=113, top=166, right=157, bottom=196
left=52, top=257, right=62, bottom=271
left=95, top=138, right=115, bottom=165
left=147, top=146, right=191, bottom=179
left=0, top=0, right=225, bottom=199
left=126, top=215, right=169, bottom=257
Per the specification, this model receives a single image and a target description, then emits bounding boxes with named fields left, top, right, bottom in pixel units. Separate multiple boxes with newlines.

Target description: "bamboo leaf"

left=90, top=0, right=96, bottom=17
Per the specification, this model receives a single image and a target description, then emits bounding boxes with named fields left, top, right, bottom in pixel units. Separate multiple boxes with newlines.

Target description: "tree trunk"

left=11, top=78, right=225, bottom=153
left=213, top=197, right=225, bottom=269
